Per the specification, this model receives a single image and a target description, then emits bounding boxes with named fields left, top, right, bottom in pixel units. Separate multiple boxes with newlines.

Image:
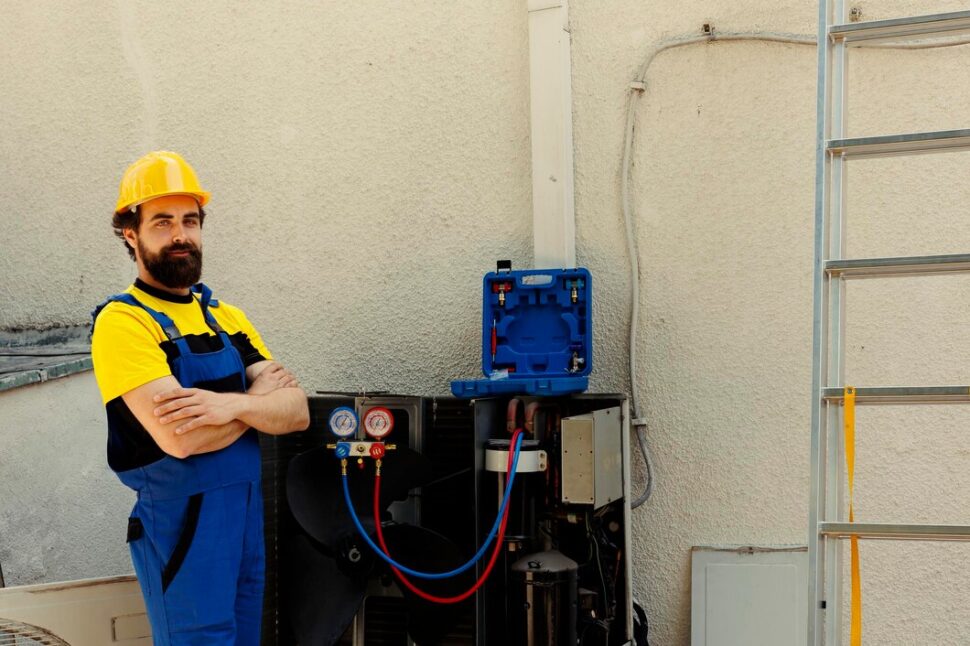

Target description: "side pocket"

left=126, top=516, right=151, bottom=599
left=126, top=517, right=144, bottom=543
left=161, top=493, right=204, bottom=594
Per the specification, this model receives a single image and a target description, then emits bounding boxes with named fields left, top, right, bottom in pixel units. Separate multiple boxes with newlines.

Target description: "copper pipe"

left=506, top=398, right=522, bottom=434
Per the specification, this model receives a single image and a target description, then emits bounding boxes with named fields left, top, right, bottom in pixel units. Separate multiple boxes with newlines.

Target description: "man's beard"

left=138, top=239, right=203, bottom=289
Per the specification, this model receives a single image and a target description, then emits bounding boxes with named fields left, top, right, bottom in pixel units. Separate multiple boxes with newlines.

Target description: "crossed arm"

left=121, top=360, right=310, bottom=459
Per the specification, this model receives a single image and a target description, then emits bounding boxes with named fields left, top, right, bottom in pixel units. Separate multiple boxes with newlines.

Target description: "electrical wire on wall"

left=621, top=25, right=970, bottom=510
left=623, top=28, right=813, bottom=509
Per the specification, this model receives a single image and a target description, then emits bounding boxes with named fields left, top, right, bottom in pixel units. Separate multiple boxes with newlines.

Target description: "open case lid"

left=450, top=264, right=591, bottom=398
left=481, top=265, right=591, bottom=379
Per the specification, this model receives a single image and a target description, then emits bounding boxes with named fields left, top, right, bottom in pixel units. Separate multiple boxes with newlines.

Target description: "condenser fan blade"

left=283, top=529, right=369, bottom=645
left=380, top=523, right=475, bottom=645
left=376, top=446, right=434, bottom=499
left=286, top=445, right=431, bottom=548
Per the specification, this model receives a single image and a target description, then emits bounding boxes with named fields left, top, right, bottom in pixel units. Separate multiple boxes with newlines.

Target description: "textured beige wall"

left=2, top=1, right=969, bottom=643
left=0, top=373, right=131, bottom=585
left=0, top=0, right=533, bottom=393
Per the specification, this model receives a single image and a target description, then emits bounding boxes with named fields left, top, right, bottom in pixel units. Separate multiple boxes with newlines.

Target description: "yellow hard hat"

left=114, top=151, right=211, bottom=214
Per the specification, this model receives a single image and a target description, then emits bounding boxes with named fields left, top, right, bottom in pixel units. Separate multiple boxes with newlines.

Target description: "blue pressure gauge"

left=328, top=406, right=359, bottom=438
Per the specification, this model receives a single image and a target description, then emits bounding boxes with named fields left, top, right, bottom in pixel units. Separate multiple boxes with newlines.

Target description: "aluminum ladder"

left=809, top=6, right=970, bottom=645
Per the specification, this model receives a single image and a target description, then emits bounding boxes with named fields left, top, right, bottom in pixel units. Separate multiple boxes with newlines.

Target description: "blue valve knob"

left=335, top=443, right=351, bottom=459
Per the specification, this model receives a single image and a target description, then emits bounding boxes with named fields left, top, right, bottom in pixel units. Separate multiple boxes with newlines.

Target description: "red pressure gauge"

left=363, top=407, right=394, bottom=439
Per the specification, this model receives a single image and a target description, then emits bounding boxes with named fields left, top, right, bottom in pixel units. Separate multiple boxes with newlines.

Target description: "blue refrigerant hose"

left=340, top=431, right=524, bottom=580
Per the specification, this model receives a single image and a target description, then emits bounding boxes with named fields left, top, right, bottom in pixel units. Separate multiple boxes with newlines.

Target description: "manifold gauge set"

left=327, top=406, right=395, bottom=460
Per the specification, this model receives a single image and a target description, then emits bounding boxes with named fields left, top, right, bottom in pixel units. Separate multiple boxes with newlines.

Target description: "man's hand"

left=153, top=362, right=298, bottom=433
left=122, top=376, right=248, bottom=458
left=153, top=388, right=243, bottom=435
left=145, top=361, right=309, bottom=444
left=248, top=361, right=300, bottom=395
left=152, top=361, right=309, bottom=437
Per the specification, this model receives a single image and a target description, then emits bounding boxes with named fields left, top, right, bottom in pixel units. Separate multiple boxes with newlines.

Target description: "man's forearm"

left=232, top=387, right=309, bottom=435
left=187, top=419, right=250, bottom=455
left=153, top=381, right=309, bottom=438
left=181, top=387, right=306, bottom=453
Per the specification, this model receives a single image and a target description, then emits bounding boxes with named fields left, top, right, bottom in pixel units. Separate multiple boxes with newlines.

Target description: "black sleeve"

left=229, top=332, right=269, bottom=367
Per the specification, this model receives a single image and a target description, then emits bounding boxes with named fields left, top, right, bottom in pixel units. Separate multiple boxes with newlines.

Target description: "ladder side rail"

left=824, top=17, right=850, bottom=644
left=809, top=0, right=836, bottom=643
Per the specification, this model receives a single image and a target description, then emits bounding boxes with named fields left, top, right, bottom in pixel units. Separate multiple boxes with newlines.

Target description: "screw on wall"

left=849, top=7, right=863, bottom=22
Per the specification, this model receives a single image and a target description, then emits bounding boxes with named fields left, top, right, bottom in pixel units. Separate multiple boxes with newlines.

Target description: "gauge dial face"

left=328, top=407, right=359, bottom=438
left=363, top=407, right=394, bottom=439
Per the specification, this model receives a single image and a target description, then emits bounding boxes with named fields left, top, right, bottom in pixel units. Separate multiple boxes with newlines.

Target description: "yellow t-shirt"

left=92, top=282, right=272, bottom=404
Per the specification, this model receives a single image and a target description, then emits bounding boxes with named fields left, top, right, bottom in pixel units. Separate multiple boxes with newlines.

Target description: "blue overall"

left=95, top=285, right=264, bottom=646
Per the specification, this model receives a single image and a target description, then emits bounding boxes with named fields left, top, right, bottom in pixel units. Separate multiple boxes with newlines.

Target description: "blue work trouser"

left=128, top=478, right=264, bottom=645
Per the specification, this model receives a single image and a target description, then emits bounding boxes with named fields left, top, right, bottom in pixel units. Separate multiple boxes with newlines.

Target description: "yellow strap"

left=844, top=386, right=861, bottom=646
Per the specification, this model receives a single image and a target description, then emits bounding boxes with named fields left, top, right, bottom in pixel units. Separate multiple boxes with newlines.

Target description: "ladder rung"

left=825, top=253, right=970, bottom=278
left=822, top=386, right=970, bottom=404
left=828, top=129, right=970, bottom=158
left=820, top=522, right=970, bottom=541
left=830, top=10, right=970, bottom=44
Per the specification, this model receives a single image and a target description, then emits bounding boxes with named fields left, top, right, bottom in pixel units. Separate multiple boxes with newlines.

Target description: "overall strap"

left=92, top=294, right=182, bottom=341
left=190, top=283, right=226, bottom=334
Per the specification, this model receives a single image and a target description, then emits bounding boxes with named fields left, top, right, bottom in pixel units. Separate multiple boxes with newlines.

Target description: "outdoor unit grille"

left=263, top=395, right=477, bottom=646
left=0, top=618, right=71, bottom=646
left=360, top=596, right=408, bottom=644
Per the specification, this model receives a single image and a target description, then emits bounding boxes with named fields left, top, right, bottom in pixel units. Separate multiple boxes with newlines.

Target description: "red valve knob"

left=370, top=443, right=386, bottom=459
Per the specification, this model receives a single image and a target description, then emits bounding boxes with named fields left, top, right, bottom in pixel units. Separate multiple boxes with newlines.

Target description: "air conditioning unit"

left=264, top=393, right=635, bottom=646
left=0, top=575, right=150, bottom=645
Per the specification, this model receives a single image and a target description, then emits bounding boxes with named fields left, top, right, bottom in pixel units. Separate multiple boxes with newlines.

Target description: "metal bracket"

left=484, top=448, right=548, bottom=473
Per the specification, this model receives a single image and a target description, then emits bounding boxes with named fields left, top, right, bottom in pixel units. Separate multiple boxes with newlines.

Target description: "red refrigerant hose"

left=372, top=429, right=522, bottom=604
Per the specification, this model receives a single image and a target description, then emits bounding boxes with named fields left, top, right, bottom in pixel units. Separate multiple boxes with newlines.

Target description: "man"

left=91, top=151, right=310, bottom=645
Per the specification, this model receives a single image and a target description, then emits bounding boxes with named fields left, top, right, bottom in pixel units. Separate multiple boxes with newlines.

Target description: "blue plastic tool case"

left=451, top=267, right=591, bottom=397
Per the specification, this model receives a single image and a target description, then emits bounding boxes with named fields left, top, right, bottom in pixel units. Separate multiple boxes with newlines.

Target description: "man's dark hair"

left=111, top=206, right=207, bottom=261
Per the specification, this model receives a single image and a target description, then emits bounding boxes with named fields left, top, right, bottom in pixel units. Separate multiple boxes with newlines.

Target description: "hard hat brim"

left=115, top=191, right=211, bottom=214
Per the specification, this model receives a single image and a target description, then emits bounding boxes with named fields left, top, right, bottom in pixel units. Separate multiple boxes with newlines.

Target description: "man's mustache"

left=163, top=242, right=200, bottom=254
